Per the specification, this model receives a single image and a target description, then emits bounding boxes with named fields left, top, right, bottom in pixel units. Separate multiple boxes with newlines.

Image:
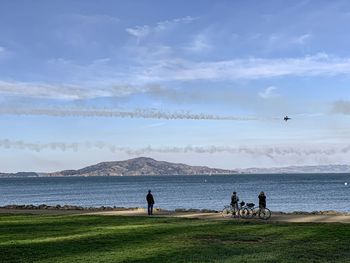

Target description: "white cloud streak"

left=0, top=81, right=153, bottom=100
left=293, top=33, right=312, bottom=45
left=3, top=54, right=350, bottom=103
left=259, top=86, right=279, bottom=99
left=126, top=16, right=198, bottom=39
left=6, top=53, right=350, bottom=101
left=135, top=53, right=350, bottom=82
left=126, top=26, right=150, bottom=38
left=185, top=33, right=212, bottom=53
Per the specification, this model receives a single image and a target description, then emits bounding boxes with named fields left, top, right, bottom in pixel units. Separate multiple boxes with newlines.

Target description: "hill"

left=1, top=158, right=350, bottom=177
left=45, top=157, right=234, bottom=176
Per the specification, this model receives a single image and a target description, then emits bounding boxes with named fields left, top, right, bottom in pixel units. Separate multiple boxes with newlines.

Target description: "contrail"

left=1, top=139, right=349, bottom=158
left=0, top=107, right=272, bottom=121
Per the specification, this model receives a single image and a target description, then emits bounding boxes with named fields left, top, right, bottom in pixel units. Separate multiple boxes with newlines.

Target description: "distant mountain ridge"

left=0, top=157, right=349, bottom=177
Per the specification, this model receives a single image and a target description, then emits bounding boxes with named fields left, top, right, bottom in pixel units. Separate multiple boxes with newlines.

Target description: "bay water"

left=0, top=174, right=349, bottom=212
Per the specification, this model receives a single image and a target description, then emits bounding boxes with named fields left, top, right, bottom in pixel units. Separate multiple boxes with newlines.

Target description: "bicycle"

left=221, top=205, right=240, bottom=218
left=242, top=203, right=271, bottom=220
left=238, top=202, right=254, bottom=219
left=221, top=203, right=241, bottom=218
left=222, top=201, right=271, bottom=220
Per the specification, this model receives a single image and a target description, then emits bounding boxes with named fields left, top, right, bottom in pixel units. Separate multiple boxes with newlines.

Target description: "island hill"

left=0, top=157, right=235, bottom=177
left=1, top=157, right=350, bottom=177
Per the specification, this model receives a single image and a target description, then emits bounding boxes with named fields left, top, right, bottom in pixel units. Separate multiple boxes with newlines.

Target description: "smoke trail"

left=1, top=139, right=349, bottom=158
left=0, top=107, right=271, bottom=121
left=120, top=145, right=349, bottom=157
left=332, top=100, right=350, bottom=115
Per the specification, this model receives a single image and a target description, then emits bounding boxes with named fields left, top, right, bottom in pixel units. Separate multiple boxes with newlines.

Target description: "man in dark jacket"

left=146, top=190, right=155, bottom=216
left=230, top=191, right=239, bottom=217
left=258, top=191, right=266, bottom=209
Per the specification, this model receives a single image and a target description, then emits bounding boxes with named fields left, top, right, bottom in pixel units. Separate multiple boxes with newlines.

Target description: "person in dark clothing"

left=146, top=190, right=155, bottom=216
left=258, top=191, right=266, bottom=209
left=230, top=191, right=239, bottom=216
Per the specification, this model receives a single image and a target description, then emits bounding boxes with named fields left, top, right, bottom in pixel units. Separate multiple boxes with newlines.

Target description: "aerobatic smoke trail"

left=0, top=107, right=274, bottom=121
left=1, top=139, right=349, bottom=158
left=120, top=145, right=350, bottom=157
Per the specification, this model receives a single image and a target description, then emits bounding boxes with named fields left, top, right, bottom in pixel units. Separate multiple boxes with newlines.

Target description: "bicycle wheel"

left=221, top=206, right=232, bottom=217
left=248, top=207, right=259, bottom=219
left=232, top=207, right=240, bottom=218
left=258, top=208, right=271, bottom=220
left=239, top=208, right=250, bottom=219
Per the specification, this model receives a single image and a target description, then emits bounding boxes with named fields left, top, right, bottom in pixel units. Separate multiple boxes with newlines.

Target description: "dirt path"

left=1, top=208, right=350, bottom=223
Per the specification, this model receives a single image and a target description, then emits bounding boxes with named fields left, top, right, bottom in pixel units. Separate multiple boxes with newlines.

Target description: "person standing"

left=230, top=191, right=239, bottom=217
left=146, top=190, right=155, bottom=216
left=258, top=191, right=266, bottom=209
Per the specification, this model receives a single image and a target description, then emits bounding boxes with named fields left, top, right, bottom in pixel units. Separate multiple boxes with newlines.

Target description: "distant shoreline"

left=0, top=172, right=350, bottom=178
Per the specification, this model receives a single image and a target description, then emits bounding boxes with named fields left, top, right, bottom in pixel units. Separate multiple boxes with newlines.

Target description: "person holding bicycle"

left=258, top=191, right=266, bottom=209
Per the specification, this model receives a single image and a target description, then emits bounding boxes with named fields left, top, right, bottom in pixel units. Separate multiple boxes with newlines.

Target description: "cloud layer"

left=135, top=53, right=350, bottom=82
left=0, top=81, right=153, bottom=100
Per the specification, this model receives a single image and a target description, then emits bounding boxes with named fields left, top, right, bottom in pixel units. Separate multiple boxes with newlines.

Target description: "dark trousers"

left=148, top=204, right=153, bottom=215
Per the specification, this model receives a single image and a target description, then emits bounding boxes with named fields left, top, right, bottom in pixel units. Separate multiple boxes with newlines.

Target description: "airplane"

left=284, top=116, right=291, bottom=121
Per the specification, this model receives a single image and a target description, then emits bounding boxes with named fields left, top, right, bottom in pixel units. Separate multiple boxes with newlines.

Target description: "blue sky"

left=0, top=0, right=350, bottom=172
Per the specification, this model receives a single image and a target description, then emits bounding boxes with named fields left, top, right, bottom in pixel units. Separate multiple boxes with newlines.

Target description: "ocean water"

left=0, top=174, right=349, bottom=212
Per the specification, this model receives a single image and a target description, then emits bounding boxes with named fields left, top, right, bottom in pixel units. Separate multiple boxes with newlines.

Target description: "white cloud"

left=293, top=33, right=312, bottom=45
left=126, top=16, right=198, bottom=39
left=264, top=33, right=312, bottom=52
left=185, top=33, right=212, bottom=53
left=0, top=81, right=153, bottom=100
left=133, top=53, right=350, bottom=82
left=125, top=26, right=150, bottom=38
left=259, top=86, right=279, bottom=99
left=154, top=16, right=197, bottom=31
left=0, top=46, right=5, bottom=53
left=61, top=14, right=120, bottom=25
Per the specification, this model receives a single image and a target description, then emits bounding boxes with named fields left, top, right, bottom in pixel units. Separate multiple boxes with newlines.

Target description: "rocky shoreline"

left=0, top=204, right=140, bottom=211
left=0, top=204, right=348, bottom=215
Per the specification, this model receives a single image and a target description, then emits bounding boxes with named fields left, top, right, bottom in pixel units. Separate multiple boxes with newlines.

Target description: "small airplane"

left=284, top=116, right=291, bottom=121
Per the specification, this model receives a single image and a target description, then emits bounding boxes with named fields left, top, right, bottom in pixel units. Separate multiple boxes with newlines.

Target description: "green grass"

left=0, top=214, right=349, bottom=263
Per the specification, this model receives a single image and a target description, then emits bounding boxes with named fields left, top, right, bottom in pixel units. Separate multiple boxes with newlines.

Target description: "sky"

left=0, top=0, right=350, bottom=172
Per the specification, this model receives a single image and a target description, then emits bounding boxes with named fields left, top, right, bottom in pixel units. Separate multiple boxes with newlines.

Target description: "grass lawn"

left=0, top=214, right=349, bottom=263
